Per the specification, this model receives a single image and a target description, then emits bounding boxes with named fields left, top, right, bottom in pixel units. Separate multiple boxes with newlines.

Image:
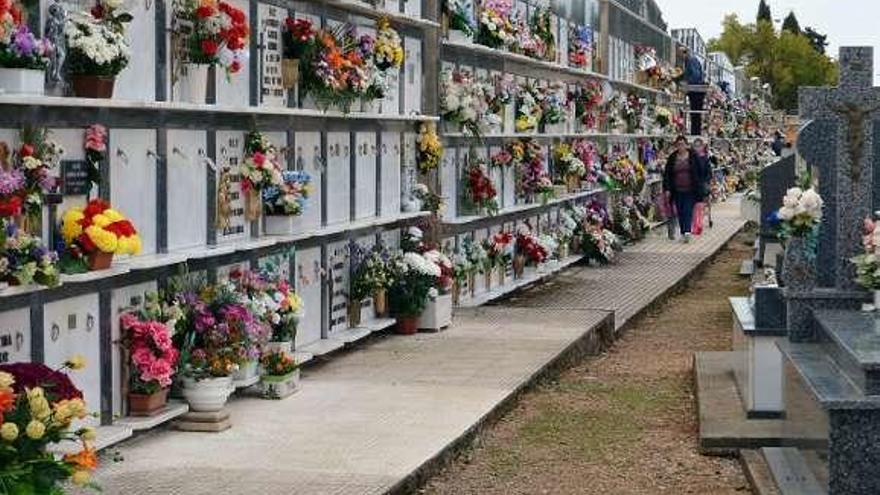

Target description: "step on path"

left=88, top=199, right=745, bottom=495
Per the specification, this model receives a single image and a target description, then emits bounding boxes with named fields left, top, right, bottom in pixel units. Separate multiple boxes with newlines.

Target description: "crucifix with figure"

left=797, top=46, right=880, bottom=291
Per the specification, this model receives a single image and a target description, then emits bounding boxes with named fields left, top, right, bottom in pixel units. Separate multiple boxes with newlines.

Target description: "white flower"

left=800, top=188, right=823, bottom=217
left=782, top=187, right=802, bottom=208
left=407, top=226, right=423, bottom=240
left=778, top=206, right=795, bottom=221
left=428, top=287, right=439, bottom=299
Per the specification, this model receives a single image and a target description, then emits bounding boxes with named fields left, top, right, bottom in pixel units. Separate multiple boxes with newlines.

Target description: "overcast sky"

left=659, top=0, right=880, bottom=80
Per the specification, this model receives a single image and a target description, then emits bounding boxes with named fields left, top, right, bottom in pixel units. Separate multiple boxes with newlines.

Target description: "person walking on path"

left=663, top=136, right=703, bottom=243
left=679, top=47, right=705, bottom=136
left=771, top=130, right=784, bottom=157
left=690, top=137, right=712, bottom=236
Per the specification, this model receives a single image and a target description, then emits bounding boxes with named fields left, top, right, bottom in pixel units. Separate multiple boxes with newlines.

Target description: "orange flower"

left=0, top=389, right=14, bottom=423
left=326, top=48, right=344, bottom=70
left=64, top=447, right=98, bottom=471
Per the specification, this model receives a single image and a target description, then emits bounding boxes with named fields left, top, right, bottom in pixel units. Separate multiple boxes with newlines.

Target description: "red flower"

left=105, top=219, right=136, bottom=237
left=83, top=199, right=110, bottom=218
left=78, top=232, right=97, bottom=253
left=229, top=60, right=241, bottom=73
left=201, top=39, right=219, bottom=57
left=195, top=4, right=214, bottom=18
left=90, top=3, right=105, bottom=19
left=219, top=2, right=246, bottom=24
left=19, top=143, right=33, bottom=158
left=0, top=196, right=22, bottom=217
left=0, top=362, right=83, bottom=401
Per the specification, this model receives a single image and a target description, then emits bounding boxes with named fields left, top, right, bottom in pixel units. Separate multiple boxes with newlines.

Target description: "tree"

left=708, top=14, right=838, bottom=111
left=757, top=0, right=772, bottom=24
left=782, top=11, right=800, bottom=34
left=804, top=26, right=828, bottom=54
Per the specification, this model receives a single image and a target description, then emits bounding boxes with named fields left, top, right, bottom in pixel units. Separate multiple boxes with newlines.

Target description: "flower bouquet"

left=11, top=127, right=63, bottom=235
left=553, top=143, right=586, bottom=191
left=517, top=140, right=552, bottom=203
left=84, top=124, right=107, bottom=193
left=440, top=68, right=488, bottom=136
left=602, top=152, right=643, bottom=194
left=580, top=224, right=621, bottom=264
left=621, top=93, right=646, bottom=133
left=171, top=0, right=248, bottom=102
left=374, top=18, right=404, bottom=71
left=229, top=268, right=302, bottom=354
left=389, top=251, right=441, bottom=334
left=483, top=231, right=513, bottom=286
left=242, top=131, right=283, bottom=221
left=571, top=139, right=601, bottom=186
left=515, top=85, right=542, bottom=133
left=475, top=0, right=514, bottom=49
left=417, top=122, right=442, bottom=173
left=538, top=83, right=569, bottom=132
left=444, top=0, right=475, bottom=43
left=0, top=223, right=59, bottom=288
left=530, top=7, right=555, bottom=61
left=120, top=312, right=178, bottom=416
left=568, top=25, right=592, bottom=68
left=448, top=244, right=471, bottom=304
left=515, top=228, right=547, bottom=276
left=350, top=242, right=393, bottom=323
left=60, top=199, right=141, bottom=272
left=65, top=0, right=132, bottom=98
left=259, top=351, right=299, bottom=399
left=571, top=80, right=604, bottom=131
left=0, top=360, right=99, bottom=492
left=0, top=1, right=52, bottom=95
left=419, top=249, right=454, bottom=330
left=771, top=187, right=823, bottom=291
left=262, top=170, right=312, bottom=234
left=852, top=216, right=880, bottom=307
left=281, top=17, right=313, bottom=89
left=463, top=159, right=499, bottom=215
left=462, top=236, right=487, bottom=295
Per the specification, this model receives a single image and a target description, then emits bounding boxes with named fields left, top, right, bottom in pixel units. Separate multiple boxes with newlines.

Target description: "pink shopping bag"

left=692, top=202, right=705, bottom=235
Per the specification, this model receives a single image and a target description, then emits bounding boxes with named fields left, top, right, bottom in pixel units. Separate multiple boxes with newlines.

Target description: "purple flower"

left=11, top=26, right=37, bottom=58
left=0, top=169, right=24, bottom=195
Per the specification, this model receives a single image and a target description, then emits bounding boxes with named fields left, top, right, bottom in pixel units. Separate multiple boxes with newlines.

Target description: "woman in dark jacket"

left=663, top=135, right=703, bottom=242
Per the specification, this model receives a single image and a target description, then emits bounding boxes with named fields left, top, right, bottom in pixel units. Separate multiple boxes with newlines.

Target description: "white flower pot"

left=447, top=29, right=472, bottom=44
left=264, top=341, right=292, bottom=355
left=175, top=63, right=209, bottom=104
left=503, top=102, right=516, bottom=134
left=232, top=360, right=259, bottom=382
left=418, top=293, right=452, bottom=330
left=264, top=215, right=295, bottom=236
left=260, top=369, right=300, bottom=399
left=181, top=376, right=234, bottom=412
left=0, top=68, right=44, bottom=95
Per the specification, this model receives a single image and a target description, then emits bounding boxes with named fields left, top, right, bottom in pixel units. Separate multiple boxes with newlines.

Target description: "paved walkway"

left=91, top=199, right=745, bottom=495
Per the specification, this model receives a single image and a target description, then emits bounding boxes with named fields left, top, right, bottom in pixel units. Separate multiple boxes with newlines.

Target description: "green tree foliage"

left=782, top=11, right=800, bottom=34
left=757, top=0, right=772, bottom=23
left=708, top=15, right=838, bottom=111
left=803, top=26, right=828, bottom=54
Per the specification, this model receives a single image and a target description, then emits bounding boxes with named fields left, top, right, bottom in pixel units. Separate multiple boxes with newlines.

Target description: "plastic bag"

left=692, top=202, right=705, bottom=235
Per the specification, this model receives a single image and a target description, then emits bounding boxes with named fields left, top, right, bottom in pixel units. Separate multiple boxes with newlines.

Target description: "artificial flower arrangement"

left=374, top=18, right=404, bottom=71
left=440, top=68, right=490, bottom=137
left=262, top=170, right=312, bottom=217
left=120, top=311, right=179, bottom=415
left=448, top=243, right=472, bottom=303
left=771, top=187, right=823, bottom=239
left=570, top=80, right=604, bottom=130
left=852, top=215, right=880, bottom=292
left=388, top=250, right=442, bottom=333
left=475, top=0, right=515, bottom=49
left=417, top=122, right=442, bottom=172
left=423, top=249, right=454, bottom=295
left=580, top=223, right=621, bottom=264
left=601, top=152, right=644, bottom=194
left=463, top=158, right=499, bottom=215
left=171, top=0, right=248, bottom=77
left=349, top=241, right=394, bottom=322
left=490, top=147, right=514, bottom=168
left=511, top=13, right=540, bottom=59
left=538, top=83, right=569, bottom=128
left=444, top=0, right=476, bottom=38
left=0, top=0, right=52, bottom=91
left=65, top=0, right=132, bottom=97
left=553, top=142, right=587, bottom=189
left=482, top=231, right=513, bottom=277
left=280, top=17, right=313, bottom=88
left=654, top=106, right=673, bottom=132
left=229, top=268, right=302, bottom=350
left=412, top=183, right=443, bottom=214
left=515, top=84, right=542, bottom=133
left=516, top=139, right=553, bottom=203
left=568, top=25, right=592, bottom=68
left=515, top=228, right=548, bottom=266
left=241, top=130, right=283, bottom=219
left=0, top=222, right=59, bottom=287
left=261, top=350, right=297, bottom=377
left=529, top=7, right=555, bottom=61
left=0, top=359, right=98, bottom=492
left=60, top=198, right=141, bottom=272
left=620, top=92, right=646, bottom=133
left=0, top=128, right=64, bottom=234
left=487, top=73, right=516, bottom=127
left=571, top=139, right=601, bottom=185
left=463, top=236, right=488, bottom=277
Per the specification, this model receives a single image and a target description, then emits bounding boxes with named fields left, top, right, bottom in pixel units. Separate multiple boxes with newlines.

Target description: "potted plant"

left=389, top=252, right=439, bottom=334
left=120, top=313, right=178, bottom=416
left=418, top=250, right=454, bottom=330
left=853, top=216, right=880, bottom=308
left=0, top=4, right=52, bottom=95
left=281, top=17, right=313, bottom=90
left=259, top=351, right=300, bottom=399
left=65, top=1, right=132, bottom=98
left=60, top=199, right=141, bottom=272
left=231, top=268, right=302, bottom=355
left=0, top=359, right=99, bottom=491
left=171, top=0, right=248, bottom=104
left=263, top=170, right=312, bottom=235
left=770, top=187, right=823, bottom=292
left=241, top=131, right=283, bottom=223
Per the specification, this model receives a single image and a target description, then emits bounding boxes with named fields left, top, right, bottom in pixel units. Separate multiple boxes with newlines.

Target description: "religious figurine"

left=215, top=166, right=233, bottom=232
left=44, top=1, right=67, bottom=94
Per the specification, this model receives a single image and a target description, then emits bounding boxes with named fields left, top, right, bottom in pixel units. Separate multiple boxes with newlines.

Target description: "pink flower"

left=142, top=359, right=173, bottom=387
left=84, top=124, right=107, bottom=152
left=131, top=347, right=154, bottom=368
left=252, top=152, right=266, bottom=167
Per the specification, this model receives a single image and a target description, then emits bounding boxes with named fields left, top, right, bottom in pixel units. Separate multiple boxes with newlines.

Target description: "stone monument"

left=777, top=47, right=880, bottom=494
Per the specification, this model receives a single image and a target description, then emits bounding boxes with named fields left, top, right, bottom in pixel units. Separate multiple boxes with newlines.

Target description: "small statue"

left=215, top=166, right=233, bottom=232
left=44, top=1, right=67, bottom=93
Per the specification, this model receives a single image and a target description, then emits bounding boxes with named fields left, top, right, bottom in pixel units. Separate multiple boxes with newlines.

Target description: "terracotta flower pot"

left=128, top=388, right=169, bottom=416
left=396, top=316, right=419, bottom=335
left=373, top=288, right=388, bottom=317
left=87, top=251, right=114, bottom=271
left=70, top=75, right=115, bottom=98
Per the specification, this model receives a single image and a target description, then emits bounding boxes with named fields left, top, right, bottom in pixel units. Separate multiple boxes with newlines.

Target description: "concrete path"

left=91, top=199, right=745, bottom=495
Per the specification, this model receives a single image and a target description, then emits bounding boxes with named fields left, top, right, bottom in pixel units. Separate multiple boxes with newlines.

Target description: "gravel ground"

left=422, top=231, right=755, bottom=495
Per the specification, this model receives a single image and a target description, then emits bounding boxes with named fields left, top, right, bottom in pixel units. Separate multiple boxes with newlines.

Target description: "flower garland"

left=464, top=159, right=498, bottom=215
left=568, top=25, right=592, bottom=68
left=61, top=198, right=141, bottom=257
left=171, top=0, right=248, bottom=76
left=416, top=122, right=442, bottom=172
left=374, top=18, right=404, bottom=71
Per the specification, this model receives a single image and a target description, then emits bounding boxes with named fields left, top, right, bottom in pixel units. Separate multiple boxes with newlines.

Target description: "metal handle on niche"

left=198, top=149, right=217, bottom=171
left=14, top=332, right=23, bottom=352
left=116, top=148, right=129, bottom=165
left=172, top=146, right=189, bottom=160
left=50, top=323, right=60, bottom=342
left=86, top=314, right=95, bottom=332
left=146, top=149, right=163, bottom=163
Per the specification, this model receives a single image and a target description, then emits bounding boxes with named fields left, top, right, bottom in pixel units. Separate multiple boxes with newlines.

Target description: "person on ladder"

left=679, top=47, right=705, bottom=136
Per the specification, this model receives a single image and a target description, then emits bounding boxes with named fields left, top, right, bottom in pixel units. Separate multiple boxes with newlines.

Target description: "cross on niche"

left=797, top=46, right=880, bottom=290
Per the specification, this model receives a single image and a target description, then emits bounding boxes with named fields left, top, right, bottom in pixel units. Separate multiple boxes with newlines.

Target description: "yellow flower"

left=29, top=396, right=51, bottom=420
left=103, top=209, right=124, bottom=222
left=85, top=225, right=118, bottom=253
left=25, top=387, right=43, bottom=400
left=71, top=470, right=91, bottom=486
left=68, top=398, right=87, bottom=419
left=25, top=420, right=45, bottom=440
left=0, top=371, right=14, bottom=390
left=66, top=354, right=86, bottom=370
left=0, top=422, right=18, bottom=441
left=61, top=209, right=85, bottom=243
left=79, top=426, right=97, bottom=441
left=91, top=214, right=111, bottom=228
